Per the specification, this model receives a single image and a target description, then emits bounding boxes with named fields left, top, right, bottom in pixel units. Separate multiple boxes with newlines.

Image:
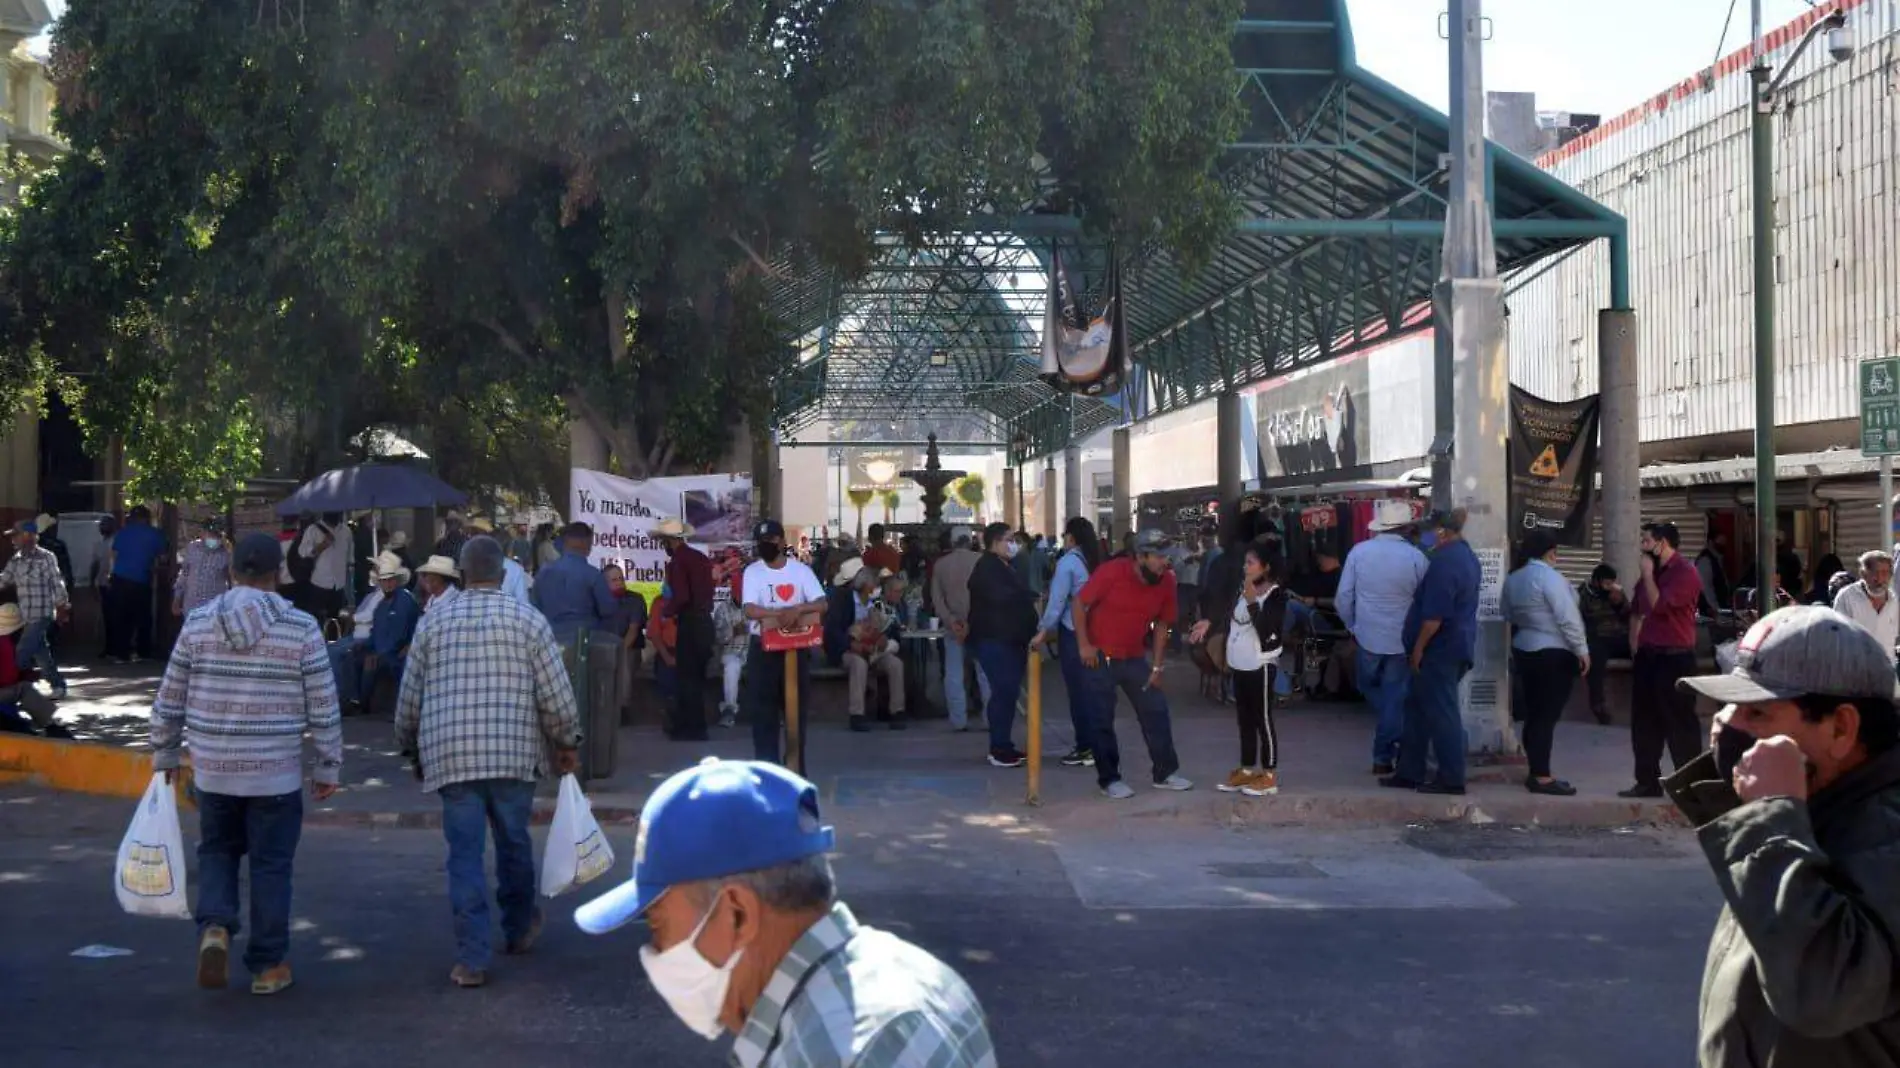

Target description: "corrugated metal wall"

left=1551, top=489, right=1708, bottom=585
left=1508, top=0, right=1900, bottom=443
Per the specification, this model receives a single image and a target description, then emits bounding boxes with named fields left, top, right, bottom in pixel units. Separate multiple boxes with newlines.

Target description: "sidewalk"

left=38, top=655, right=1686, bottom=831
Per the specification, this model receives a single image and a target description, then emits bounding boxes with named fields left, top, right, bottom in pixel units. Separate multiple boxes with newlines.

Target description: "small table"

left=900, top=629, right=947, bottom=717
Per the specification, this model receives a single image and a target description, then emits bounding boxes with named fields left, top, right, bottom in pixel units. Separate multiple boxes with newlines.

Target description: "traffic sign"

left=1861, top=358, right=1900, bottom=456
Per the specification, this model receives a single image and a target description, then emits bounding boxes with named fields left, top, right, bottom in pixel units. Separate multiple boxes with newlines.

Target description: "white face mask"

left=204, top=536, right=222, bottom=549
left=1005, top=540, right=1021, bottom=560
left=639, top=898, right=743, bottom=1041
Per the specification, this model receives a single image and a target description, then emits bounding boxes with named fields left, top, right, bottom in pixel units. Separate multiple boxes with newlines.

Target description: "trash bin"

left=560, top=630, right=623, bottom=780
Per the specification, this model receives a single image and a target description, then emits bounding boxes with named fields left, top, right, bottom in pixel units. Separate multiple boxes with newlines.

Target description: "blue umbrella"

left=273, top=463, right=468, bottom=518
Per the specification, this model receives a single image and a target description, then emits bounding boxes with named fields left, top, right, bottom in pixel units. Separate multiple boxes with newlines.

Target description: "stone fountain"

left=901, top=433, right=966, bottom=550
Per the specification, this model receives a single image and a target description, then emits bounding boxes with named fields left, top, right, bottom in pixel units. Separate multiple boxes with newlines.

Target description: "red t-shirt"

left=1634, top=551, right=1700, bottom=651
left=1077, top=556, right=1178, bottom=660
left=862, top=543, right=902, bottom=575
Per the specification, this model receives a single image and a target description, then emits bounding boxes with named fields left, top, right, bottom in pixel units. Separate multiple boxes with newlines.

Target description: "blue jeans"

left=195, top=789, right=303, bottom=973
left=942, top=636, right=991, bottom=730
left=971, top=640, right=1026, bottom=753
left=1396, top=650, right=1470, bottom=788
left=1084, top=656, right=1181, bottom=788
left=1055, top=627, right=1096, bottom=749
left=1356, top=648, right=1411, bottom=766
left=16, top=618, right=65, bottom=690
left=439, top=778, right=538, bottom=971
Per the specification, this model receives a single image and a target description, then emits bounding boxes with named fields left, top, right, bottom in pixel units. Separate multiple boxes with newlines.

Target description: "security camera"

left=1828, top=22, right=1854, bottom=63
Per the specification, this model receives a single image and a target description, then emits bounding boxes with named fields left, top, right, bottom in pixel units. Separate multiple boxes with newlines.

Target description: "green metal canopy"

left=767, top=0, right=1626, bottom=459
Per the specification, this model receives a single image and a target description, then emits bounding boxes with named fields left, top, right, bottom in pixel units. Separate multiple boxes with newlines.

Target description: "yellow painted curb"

left=0, top=734, right=193, bottom=805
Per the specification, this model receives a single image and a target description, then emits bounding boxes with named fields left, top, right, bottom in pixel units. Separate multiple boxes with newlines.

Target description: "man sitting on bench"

left=836, top=559, right=905, bottom=733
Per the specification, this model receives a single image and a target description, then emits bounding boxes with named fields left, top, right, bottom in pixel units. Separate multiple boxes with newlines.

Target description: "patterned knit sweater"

left=151, top=587, right=344, bottom=797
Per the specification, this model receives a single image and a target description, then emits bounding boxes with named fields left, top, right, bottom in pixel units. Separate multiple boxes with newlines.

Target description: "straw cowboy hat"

left=469, top=517, right=496, bottom=534
left=653, top=517, right=694, bottom=539
left=1367, top=499, right=1420, bottom=534
left=832, top=557, right=868, bottom=587
left=0, top=603, right=24, bottom=637
left=416, top=555, right=461, bottom=582
left=369, top=551, right=411, bottom=584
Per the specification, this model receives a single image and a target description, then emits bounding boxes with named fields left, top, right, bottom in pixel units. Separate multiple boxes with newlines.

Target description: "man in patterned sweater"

left=151, top=533, right=343, bottom=996
left=395, top=535, right=581, bottom=989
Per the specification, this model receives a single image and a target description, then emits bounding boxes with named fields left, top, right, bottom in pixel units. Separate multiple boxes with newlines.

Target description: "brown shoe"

left=196, top=926, right=230, bottom=990
left=1241, top=770, right=1280, bottom=797
left=450, top=964, right=487, bottom=988
left=250, top=963, right=294, bottom=996
left=1216, top=767, right=1255, bottom=794
left=505, top=909, right=545, bottom=956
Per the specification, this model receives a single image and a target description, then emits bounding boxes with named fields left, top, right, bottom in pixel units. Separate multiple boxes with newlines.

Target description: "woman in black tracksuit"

left=1219, top=546, right=1289, bottom=796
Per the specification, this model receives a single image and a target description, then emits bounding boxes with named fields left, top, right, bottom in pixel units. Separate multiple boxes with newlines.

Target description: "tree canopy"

left=4, top=0, right=1243, bottom=502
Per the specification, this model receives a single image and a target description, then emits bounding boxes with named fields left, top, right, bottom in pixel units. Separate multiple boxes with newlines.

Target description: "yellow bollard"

left=784, top=651, right=803, bottom=777
left=1025, top=649, right=1042, bottom=806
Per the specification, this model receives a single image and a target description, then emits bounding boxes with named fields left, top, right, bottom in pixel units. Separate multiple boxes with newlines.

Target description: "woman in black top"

left=967, top=521, right=1038, bottom=768
left=1221, top=547, right=1289, bottom=796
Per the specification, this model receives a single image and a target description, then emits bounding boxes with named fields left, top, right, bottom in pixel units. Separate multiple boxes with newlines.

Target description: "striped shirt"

left=732, top=904, right=996, bottom=1068
left=174, top=540, right=232, bottom=614
left=0, top=544, right=68, bottom=623
left=150, top=587, right=343, bottom=797
left=393, top=587, right=581, bottom=793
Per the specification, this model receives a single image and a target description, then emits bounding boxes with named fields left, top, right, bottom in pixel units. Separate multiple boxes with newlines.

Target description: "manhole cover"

left=1203, top=861, right=1326, bottom=880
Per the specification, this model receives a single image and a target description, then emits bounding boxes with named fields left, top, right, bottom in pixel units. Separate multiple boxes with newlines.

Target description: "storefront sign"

left=1508, top=386, right=1601, bottom=547
left=1253, top=357, right=1371, bottom=481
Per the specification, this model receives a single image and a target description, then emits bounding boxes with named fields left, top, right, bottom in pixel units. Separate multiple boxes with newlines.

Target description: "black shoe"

left=1379, top=775, right=1424, bottom=790
left=41, top=723, right=75, bottom=740
left=1526, top=778, right=1578, bottom=796
left=1417, top=781, right=1467, bottom=796
left=1060, top=748, right=1096, bottom=767
left=987, top=748, right=1026, bottom=768
left=1371, top=762, right=1396, bottom=776
left=888, top=717, right=908, bottom=731
left=1618, top=782, right=1664, bottom=799
left=1591, top=708, right=1613, bottom=726
left=849, top=716, right=872, bottom=733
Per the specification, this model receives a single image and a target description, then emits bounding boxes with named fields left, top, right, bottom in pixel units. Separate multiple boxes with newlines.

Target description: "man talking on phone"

left=1671, top=605, right=1900, bottom=1066
left=1074, top=529, right=1193, bottom=799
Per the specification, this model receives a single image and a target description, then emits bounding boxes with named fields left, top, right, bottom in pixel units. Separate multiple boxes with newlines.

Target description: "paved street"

left=2, top=786, right=1717, bottom=1067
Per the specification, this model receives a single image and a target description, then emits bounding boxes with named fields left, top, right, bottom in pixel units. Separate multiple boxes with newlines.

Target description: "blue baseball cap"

left=574, top=758, right=835, bottom=935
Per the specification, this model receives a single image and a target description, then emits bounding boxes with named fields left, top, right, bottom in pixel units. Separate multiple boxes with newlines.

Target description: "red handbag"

left=761, top=621, right=823, bottom=653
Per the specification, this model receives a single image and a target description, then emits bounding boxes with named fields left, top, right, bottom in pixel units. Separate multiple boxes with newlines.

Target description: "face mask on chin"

left=639, top=899, right=744, bottom=1041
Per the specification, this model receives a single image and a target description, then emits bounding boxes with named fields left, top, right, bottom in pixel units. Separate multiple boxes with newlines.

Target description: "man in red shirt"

left=860, top=523, right=902, bottom=575
left=1075, top=529, right=1194, bottom=799
left=1622, top=521, right=1704, bottom=797
left=657, top=517, right=716, bottom=742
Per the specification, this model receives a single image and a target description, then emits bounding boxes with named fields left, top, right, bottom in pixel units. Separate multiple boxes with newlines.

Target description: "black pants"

left=1231, top=666, right=1278, bottom=769
left=1630, top=648, right=1701, bottom=787
left=672, top=610, right=714, bottom=739
left=744, top=637, right=811, bottom=770
left=307, top=586, right=344, bottom=632
left=107, top=579, right=154, bottom=660
left=1585, top=635, right=1630, bottom=717
left=1514, top=648, right=1579, bottom=779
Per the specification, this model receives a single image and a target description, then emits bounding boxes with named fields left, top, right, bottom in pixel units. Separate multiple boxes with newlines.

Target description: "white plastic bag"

left=541, top=774, right=614, bottom=897
left=115, top=773, right=192, bottom=919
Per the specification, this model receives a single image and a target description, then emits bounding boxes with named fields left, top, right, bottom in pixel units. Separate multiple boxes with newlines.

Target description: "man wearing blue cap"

left=576, top=759, right=996, bottom=1067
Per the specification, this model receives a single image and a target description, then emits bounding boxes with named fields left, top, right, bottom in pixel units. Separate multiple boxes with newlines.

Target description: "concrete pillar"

left=1062, top=446, right=1082, bottom=533
left=1216, top=388, right=1244, bottom=510
left=1002, top=467, right=1019, bottom=530
left=749, top=424, right=777, bottom=520
left=1042, top=460, right=1057, bottom=540
left=1111, top=427, right=1132, bottom=542
left=1599, top=309, right=1641, bottom=595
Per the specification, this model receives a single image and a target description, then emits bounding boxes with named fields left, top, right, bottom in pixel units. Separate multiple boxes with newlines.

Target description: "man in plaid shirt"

left=577, top=760, right=996, bottom=1068
left=395, top=536, right=581, bottom=989
left=1, top=519, right=71, bottom=699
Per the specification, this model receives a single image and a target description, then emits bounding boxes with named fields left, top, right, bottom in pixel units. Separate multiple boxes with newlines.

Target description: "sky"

left=1346, top=0, right=1818, bottom=118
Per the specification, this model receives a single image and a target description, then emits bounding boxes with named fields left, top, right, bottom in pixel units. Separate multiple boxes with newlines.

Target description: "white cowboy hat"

left=386, top=531, right=410, bottom=550
left=0, top=603, right=24, bottom=637
left=833, top=557, right=867, bottom=587
left=370, top=551, right=411, bottom=584
left=33, top=513, right=55, bottom=533
left=1367, top=499, right=1419, bottom=533
left=654, top=517, right=694, bottom=539
left=416, top=555, right=461, bottom=581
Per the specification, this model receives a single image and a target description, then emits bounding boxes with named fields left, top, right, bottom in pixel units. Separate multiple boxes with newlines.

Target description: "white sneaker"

left=1152, top=774, right=1194, bottom=792
left=1101, top=781, right=1136, bottom=800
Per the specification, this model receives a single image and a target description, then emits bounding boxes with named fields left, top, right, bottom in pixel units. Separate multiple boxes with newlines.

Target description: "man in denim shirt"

left=1383, top=508, right=1481, bottom=795
left=1338, top=500, right=1430, bottom=774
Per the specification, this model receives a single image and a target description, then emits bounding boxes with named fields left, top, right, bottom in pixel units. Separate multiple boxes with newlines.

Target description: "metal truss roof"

left=766, top=0, right=1625, bottom=460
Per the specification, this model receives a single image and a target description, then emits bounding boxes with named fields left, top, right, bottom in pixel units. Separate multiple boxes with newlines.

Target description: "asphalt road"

left=0, top=790, right=1718, bottom=1067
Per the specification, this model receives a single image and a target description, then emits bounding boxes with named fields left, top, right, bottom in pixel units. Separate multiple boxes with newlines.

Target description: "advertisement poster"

left=1507, top=386, right=1601, bottom=547
left=1253, top=355, right=1371, bottom=482
left=569, top=468, right=753, bottom=604
left=845, top=448, right=920, bottom=493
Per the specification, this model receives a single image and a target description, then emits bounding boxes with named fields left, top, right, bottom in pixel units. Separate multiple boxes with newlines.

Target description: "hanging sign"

left=1507, top=386, right=1601, bottom=547
left=1299, top=506, right=1336, bottom=533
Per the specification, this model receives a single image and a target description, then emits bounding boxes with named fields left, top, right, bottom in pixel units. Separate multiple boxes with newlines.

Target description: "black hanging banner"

left=1038, top=249, right=1127, bottom=398
left=1508, top=386, right=1601, bottom=547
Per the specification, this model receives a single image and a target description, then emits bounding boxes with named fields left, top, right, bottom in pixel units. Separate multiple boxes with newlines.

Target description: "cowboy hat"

left=0, top=603, right=24, bottom=637
left=369, top=551, right=411, bottom=584
left=416, top=555, right=461, bottom=581
left=833, top=557, right=867, bottom=587
left=468, top=517, right=496, bottom=534
left=1367, top=499, right=1419, bottom=533
left=33, top=513, right=55, bottom=533
left=654, top=517, right=694, bottom=539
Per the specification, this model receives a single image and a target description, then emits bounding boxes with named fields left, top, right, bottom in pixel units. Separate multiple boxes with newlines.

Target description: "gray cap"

left=1680, top=605, right=1900, bottom=705
left=1132, top=529, right=1173, bottom=553
left=232, top=532, right=284, bottom=578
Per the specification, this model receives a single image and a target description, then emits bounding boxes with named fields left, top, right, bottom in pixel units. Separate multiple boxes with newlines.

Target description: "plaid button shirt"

left=393, top=588, right=581, bottom=793
left=174, top=540, right=232, bottom=615
left=1, top=544, right=68, bottom=623
left=732, top=904, right=996, bottom=1068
